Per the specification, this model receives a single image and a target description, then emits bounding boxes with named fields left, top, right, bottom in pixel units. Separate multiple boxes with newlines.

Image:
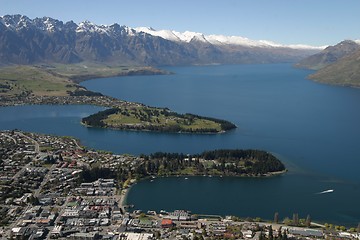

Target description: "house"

left=50, top=225, right=63, bottom=238
left=288, top=227, right=323, bottom=238
left=161, top=219, right=174, bottom=228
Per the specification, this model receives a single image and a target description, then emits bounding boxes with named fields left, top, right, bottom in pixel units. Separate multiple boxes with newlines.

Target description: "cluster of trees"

left=278, top=212, right=312, bottom=227
left=261, top=226, right=288, bottom=240
left=79, top=167, right=117, bottom=183
left=138, top=149, right=285, bottom=177
left=200, top=149, right=285, bottom=174
left=82, top=108, right=120, bottom=127
left=78, top=149, right=285, bottom=188
left=68, top=89, right=103, bottom=96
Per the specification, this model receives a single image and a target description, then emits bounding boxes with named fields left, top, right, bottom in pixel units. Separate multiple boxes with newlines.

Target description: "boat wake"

left=316, top=189, right=334, bottom=194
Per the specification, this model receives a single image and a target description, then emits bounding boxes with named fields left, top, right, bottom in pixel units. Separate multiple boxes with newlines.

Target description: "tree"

left=259, top=231, right=265, bottom=240
left=305, top=214, right=311, bottom=227
left=278, top=227, right=282, bottom=239
left=282, top=230, right=288, bottom=240
left=283, top=217, right=291, bottom=226
left=293, top=213, right=299, bottom=226
left=274, top=212, right=279, bottom=224
left=154, top=231, right=161, bottom=239
left=268, top=226, right=273, bottom=240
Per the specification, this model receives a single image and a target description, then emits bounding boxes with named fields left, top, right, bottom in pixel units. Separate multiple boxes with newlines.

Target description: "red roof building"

left=161, top=219, right=173, bottom=228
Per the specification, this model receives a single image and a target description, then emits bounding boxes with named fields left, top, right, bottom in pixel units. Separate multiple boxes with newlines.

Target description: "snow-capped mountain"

left=0, top=14, right=324, bottom=66
left=135, top=27, right=326, bottom=50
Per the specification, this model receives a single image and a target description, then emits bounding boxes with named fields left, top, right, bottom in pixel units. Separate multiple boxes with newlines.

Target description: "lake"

left=1, top=64, right=360, bottom=225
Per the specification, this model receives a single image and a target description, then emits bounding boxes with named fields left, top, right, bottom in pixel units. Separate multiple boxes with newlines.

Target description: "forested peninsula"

left=80, top=149, right=286, bottom=184
left=82, top=106, right=237, bottom=133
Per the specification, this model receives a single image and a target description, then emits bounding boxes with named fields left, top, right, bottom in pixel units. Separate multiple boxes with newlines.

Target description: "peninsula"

left=82, top=107, right=236, bottom=133
left=137, top=149, right=286, bottom=178
left=0, top=63, right=167, bottom=106
left=0, top=63, right=236, bottom=133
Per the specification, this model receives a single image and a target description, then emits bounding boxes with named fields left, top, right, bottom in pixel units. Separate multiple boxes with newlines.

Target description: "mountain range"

left=0, top=14, right=323, bottom=66
left=296, top=40, right=360, bottom=87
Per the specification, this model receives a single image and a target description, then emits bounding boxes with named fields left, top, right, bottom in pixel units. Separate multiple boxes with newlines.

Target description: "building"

left=161, top=219, right=174, bottom=228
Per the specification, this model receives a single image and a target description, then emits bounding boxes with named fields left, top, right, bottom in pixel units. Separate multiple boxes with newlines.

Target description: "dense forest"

left=82, top=108, right=119, bottom=127
left=79, top=149, right=286, bottom=185
left=142, top=149, right=285, bottom=176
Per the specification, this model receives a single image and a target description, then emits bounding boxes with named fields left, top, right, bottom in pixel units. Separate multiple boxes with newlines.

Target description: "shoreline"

left=119, top=170, right=288, bottom=211
left=81, top=121, right=234, bottom=135
left=0, top=65, right=168, bottom=108
left=119, top=185, right=132, bottom=210
left=0, top=66, right=237, bottom=134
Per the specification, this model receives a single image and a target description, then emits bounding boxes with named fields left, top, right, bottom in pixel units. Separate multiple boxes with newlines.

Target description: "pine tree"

left=293, top=213, right=299, bottom=226
left=306, top=214, right=311, bottom=227
left=274, top=212, right=279, bottom=224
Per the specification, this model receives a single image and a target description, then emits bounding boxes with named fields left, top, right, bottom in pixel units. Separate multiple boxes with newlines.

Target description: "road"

left=10, top=132, right=40, bottom=181
left=15, top=131, right=40, bottom=153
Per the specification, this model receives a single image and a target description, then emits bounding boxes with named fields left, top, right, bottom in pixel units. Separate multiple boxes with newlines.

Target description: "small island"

left=82, top=106, right=237, bottom=133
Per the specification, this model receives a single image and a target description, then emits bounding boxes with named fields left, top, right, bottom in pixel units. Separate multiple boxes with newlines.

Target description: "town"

left=1, top=130, right=360, bottom=239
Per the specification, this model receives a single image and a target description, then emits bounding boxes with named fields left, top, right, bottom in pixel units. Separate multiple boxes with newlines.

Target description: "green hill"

left=309, top=49, right=360, bottom=87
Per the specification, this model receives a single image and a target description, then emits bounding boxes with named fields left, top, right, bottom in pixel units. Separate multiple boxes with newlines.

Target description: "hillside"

left=296, top=40, right=360, bottom=70
left=309, top=49, right=360, bottom=87
left=0, top=63, right=165, bottom=99
left=0, top=14, right=321, bottom=66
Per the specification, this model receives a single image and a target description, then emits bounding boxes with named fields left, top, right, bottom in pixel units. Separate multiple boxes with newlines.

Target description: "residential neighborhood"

left=1, top=130, right=360, bottom=239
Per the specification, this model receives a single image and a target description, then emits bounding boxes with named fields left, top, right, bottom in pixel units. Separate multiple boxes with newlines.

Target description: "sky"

left=1, top=0, right=359, bottom=47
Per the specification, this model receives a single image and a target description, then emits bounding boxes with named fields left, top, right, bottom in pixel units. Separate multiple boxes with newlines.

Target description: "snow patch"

left=135, top=27, right=326, bottom=49
left=135, top=27, right=180, bottom=41
left=76, top=21, right=110, bottom=35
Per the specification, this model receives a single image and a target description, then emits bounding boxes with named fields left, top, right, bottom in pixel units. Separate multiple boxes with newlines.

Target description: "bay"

left=1, top=63, right=360, bottom=225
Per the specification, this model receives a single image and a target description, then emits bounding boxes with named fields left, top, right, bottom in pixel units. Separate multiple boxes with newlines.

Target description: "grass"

left=182, top=118, right=221, bottom=131
left=104, top=113, right=143, bottom=125
left=0, top=65, right=76, bottom=97
left=50, top=62, right=136, bottom=81
left=0, top=63, right=165, bottom=97
left=177, top=167, right=197, bottom=175
left=101, top=106, right=223, bottom=132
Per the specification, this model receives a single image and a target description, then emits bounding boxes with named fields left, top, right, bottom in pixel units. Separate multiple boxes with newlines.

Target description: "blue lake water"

left=1, top=64, right=360, bottom=225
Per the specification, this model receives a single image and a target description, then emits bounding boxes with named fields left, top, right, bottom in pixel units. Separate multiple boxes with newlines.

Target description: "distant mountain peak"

left=1, top=14, right=32, bottom=30
left=76, top=20, right=106, bottom=34
left=134, top=26, right=326, bottom=50
left=0, top=14, right=324, bottom=66
left=296, top=39, right=360, bottom=70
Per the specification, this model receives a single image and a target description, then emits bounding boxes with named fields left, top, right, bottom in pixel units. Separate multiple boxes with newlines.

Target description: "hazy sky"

left=1, top=0, right=359, bottom=46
